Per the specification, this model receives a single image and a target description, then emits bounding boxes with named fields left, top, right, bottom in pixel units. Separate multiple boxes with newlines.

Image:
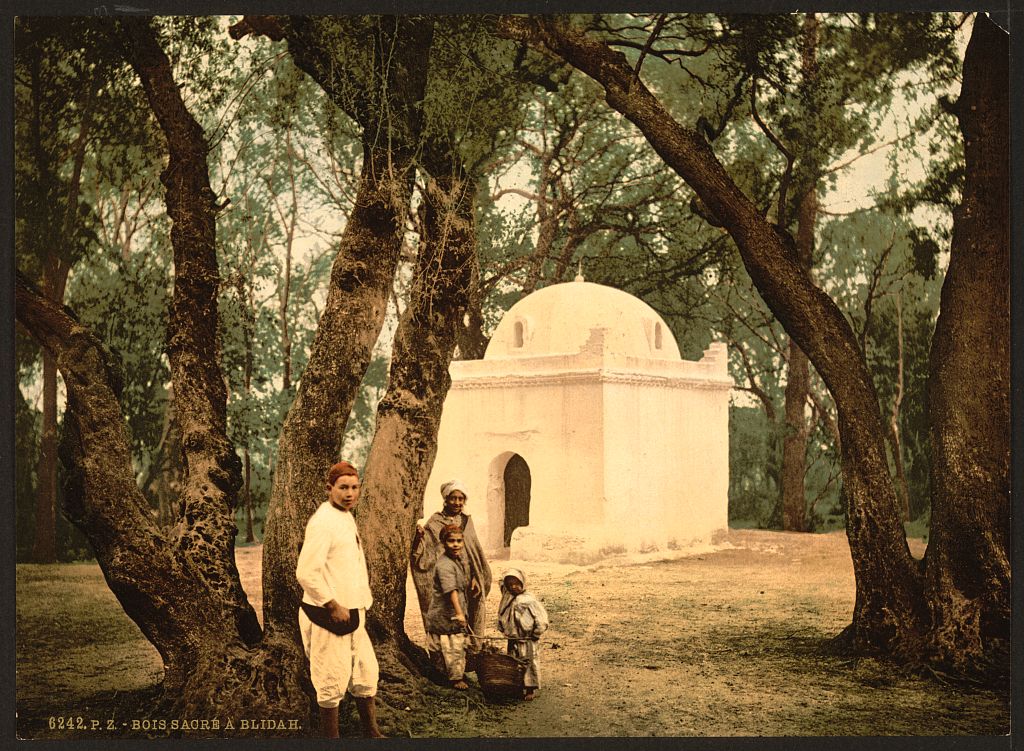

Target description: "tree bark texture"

left=119, top=16, right=261, bottom=651
left=359, top=144, right=480, bottom=709
left=923, top=13, right=1010, bottom=672
left=154, top=388, right=184, bottom=529
left=780, top=189, right=816, bottom=532
left=230, top=16, right=435, bottom=641
left=497, top=15, right=928, bottom=654
left=360, top=144, right=479, bottom=638
left=19, top=275, right=308, bottom=726
left=779, top=15, right=820, bottom=534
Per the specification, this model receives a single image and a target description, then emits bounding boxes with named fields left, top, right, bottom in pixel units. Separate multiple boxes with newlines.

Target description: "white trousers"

left=299, top=607, right=379, bottom=707
left=427, top=632, right=467, bottom=680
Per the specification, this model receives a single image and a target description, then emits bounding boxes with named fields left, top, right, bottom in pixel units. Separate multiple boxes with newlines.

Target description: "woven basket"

left=475, top=649, right=526, bottom=701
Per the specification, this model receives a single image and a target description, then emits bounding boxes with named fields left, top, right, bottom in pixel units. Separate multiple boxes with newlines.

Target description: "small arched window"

left=654, top=322, right=663, bottom=350
left=514, top=321, right=525, bottom=348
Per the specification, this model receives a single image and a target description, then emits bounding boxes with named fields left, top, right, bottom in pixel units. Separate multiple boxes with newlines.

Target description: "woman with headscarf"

left=411, top=480, right=492, bottom=659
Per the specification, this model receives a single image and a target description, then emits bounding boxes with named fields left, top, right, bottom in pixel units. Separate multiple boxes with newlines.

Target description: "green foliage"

left=15, top=16, right=169, bottom=557
left=473, top=68, right=725, bottom=360
left=339, top=353, right=391, bottom=468
left=423, top=17, right=551, bottom=171
left=572, top=13, right=962, bottom=531
left=903, top=512, right=930, bottom=543
left=14, top=17, right=120, bottom=275
left=155, top=17, right=235, bottom=120
left=728, top=405, right=781, bottom=525
left=865, top=294, right=938, bottom=521
left=14, top=381, right=95, bottom=562
left=801, top=418, right=842, bottom=530
left=818, top=202, right=944, bottom=522
left=211, top=31, right=356, bottom=535
left=70, top=248, right=172, bottom=471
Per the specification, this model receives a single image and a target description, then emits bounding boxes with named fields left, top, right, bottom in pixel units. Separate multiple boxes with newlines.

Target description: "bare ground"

left=15, top=529, right=1010, bottom=738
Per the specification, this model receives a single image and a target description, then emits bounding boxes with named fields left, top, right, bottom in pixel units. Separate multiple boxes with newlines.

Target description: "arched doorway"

left=503, top=454, right=531, bottom=547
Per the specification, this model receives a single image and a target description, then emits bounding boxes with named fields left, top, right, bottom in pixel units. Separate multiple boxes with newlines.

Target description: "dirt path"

left=15, top=529, right=1009, bottom=738
left=404, top=529, right=1007, bottom=737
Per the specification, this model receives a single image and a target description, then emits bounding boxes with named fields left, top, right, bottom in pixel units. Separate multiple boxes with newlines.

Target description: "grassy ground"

left=15, top=529, right=1009, bottom=739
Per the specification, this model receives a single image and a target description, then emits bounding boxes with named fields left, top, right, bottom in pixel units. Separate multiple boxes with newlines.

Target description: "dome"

left=484, top=280, right=681, bottom=361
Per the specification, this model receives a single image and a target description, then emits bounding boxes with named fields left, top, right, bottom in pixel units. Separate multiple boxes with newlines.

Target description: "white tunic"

left=295, top=500, right=378, bottom=706
left=295, top=501, right=373, bottom=610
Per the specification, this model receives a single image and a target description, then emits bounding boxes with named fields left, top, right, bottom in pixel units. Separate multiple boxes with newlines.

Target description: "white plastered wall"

left=424, top=281, right=732, bottom=563
left=599, top=344, right=730, bottom=554
left=424, top=370, right=605, bottom=552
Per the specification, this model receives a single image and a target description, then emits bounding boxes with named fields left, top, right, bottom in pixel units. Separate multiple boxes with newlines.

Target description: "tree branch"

left=750, top=77, right=794, bottom=224
left=633, top=14, right=668, bottom=80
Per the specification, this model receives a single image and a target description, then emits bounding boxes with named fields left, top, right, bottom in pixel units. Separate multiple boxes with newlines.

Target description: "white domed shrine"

left=484, top=280, right=682, bottom=361
left=424, top=277, right=732, bottom=564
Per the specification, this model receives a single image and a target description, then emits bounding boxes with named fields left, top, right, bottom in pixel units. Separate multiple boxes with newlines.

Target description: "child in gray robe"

left=496, top=567, right=549, bottom=700
left=424, top=524, right=471, bottom=690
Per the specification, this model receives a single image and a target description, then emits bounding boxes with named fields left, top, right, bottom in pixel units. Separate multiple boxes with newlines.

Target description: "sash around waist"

left=300, top=602, right=361, bottom=636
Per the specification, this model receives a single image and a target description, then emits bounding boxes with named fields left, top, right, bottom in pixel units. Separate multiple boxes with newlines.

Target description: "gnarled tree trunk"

left=230, top=16, right=434, bottom=646
left=19, top=18, right=310, bottom=730
left=923, top=13, right=1009, bottom=674
left=228, top=16, right=439, bottom=734
left=358, top=141, right=479, bottom=652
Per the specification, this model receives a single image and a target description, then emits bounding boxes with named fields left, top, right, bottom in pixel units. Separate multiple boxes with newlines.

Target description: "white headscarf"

left=497, top=567, right=549, bottom=639
left=440, top=479, right=469, bottom=501
left=500, top=568, right=526, bottom=589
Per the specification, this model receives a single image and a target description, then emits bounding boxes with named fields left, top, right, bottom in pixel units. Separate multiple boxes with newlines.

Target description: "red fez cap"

left=440, top=523, right=463, bottom=542
left=327, top=461, right=359, bottom=486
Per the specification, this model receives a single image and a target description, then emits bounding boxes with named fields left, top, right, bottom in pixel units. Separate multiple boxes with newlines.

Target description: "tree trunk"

left=154, top=385, right=184, bottom=528
left=887, top=290, right=911, bottom=522
left=120, top=12, right=261, bottom=644
left=779, top=342, right=810, bottom=532
left=22, top=273, right=306, bottom=725
left=778, top=16, right=820, bottom=533
left=232, top=18, right=435, bottom=648
left=31, top=307, right=63, bottom=561
left=20, top=20, right=308, bottom=727
left=456, top=296, right=489, bottom=360
left=923, top=13, right=1009, bottom=673
left=497, top=15, right=928, bottom=655
left=31, top=347, right=59, bottom=562
left=522, top=153, right=560, bottom=294
left=225, top=16, right=442, bottom=733
left=779, top=189, right=816, bottom=532
left=358, top=140, right=479, bottom=691
left=28, top=43, right=95, bottom=562
left=241, top=263, right=257, bottom=544
left=243, top=448, right=255, bottom=543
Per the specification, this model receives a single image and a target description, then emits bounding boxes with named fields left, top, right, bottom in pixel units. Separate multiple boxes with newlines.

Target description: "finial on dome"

left=574, top=259, right=585, bottom=282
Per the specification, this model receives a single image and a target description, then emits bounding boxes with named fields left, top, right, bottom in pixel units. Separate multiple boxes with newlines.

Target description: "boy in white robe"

left=295, top=460, right=383, bottom=738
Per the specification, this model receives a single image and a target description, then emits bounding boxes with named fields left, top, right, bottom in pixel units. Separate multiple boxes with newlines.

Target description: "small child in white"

left=496, top=568, right=549, bottom=700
